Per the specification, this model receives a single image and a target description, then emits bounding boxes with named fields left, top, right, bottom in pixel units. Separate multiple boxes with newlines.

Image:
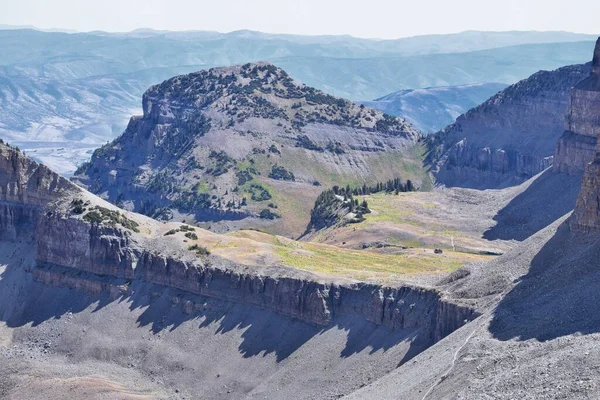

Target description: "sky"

left=1, top=0, right=599, bottom=39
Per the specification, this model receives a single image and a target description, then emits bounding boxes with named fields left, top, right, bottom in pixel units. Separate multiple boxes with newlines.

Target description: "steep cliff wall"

left=553, top=38, right=600, bottom=175
left=427, top=63, right=590, bottom=188
left=0, top=143, right=78, bottom=242
left=32, top=258, right=477, bottom=345
left=569, top=39, right=600, bottom=232
left=571, top=153, right=600, bottom=232
left=0, top=143, right=75, bottom=206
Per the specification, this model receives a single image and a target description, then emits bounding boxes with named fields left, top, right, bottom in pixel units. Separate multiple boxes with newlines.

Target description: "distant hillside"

left=426, top=63, right=591, bottom=189
left=73, top=63, right=427, bottom=237
left=361, top=83, right=508, bottom=133
left=0, top=29, right=596, bottom=174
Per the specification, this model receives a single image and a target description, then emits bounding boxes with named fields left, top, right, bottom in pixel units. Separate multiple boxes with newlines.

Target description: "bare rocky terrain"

left=345, top=36, right=600, bottom=400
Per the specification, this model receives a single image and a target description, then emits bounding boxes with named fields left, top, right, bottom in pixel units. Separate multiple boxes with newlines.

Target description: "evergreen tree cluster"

left=332, top=178, right=415, bottom=197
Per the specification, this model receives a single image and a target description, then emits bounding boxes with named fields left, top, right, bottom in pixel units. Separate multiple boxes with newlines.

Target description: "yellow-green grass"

left=159, top=223, right=492, bottom=282
left=193, top=181, right=211, bottom=194
left=308, top=190, right=504, bottom=255
left=227, top=230, right=492, bottom=282
left=254, top=177, right=320, bottom=237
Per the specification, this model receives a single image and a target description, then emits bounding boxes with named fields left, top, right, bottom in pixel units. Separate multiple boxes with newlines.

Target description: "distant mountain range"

left=361, top=83, right=508, bottom=133
left=0, top=28, right=597, bottom=174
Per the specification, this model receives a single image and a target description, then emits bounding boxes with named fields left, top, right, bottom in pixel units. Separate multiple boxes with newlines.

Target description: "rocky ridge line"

left=426, top=62, right=591, bottom=189
left=553, top=38, right=600, bottom=175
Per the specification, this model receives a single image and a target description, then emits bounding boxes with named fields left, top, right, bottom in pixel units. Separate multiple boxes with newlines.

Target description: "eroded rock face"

left=570, top=38, right=600, bottom=232
left=553, top=131, right=598, bottom=174
left=439, top=139, right=553, bottom=186
left=0, top=143, right=75, bottom=206
left=554, top=38, right=600, bottom=175
left=428, top=63, right=590, bottom=188
left=571, top=154, right=600, bottom=232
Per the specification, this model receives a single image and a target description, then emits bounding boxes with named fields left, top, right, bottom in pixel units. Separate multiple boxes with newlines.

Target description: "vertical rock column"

left=554, top=38, right=600, bottom=175
left=570, top=38, right=600, bottom=231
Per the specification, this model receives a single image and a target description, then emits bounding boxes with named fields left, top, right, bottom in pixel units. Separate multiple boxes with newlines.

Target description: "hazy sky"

left=1, top=0, right=599, bottom=39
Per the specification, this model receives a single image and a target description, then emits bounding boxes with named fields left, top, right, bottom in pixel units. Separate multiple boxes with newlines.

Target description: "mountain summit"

left=73, top=62, right=427, bottom=236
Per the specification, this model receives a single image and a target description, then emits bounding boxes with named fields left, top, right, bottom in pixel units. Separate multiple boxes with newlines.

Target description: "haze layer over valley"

left=0, top=28, right=597, bottom=174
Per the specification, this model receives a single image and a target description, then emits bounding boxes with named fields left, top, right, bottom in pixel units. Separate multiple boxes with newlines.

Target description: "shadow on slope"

left=0, top=244, right=415, bottom=364
left=490, top=222, right=600, bottom=341
left=483, top=169, right=582, bottom=241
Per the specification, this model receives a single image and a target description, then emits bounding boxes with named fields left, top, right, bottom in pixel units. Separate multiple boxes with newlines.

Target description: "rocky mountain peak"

left=425, top=63, right=590, bottom=188
left=73, top=64, right=426, bottom=237
left=142, top=61, right=417, bottom=135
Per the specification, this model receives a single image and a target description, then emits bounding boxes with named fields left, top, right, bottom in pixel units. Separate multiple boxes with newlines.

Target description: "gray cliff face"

left=427, top=63, right=591, bottom=189
left=0, top=143, right=75, bottom=206
left=569, top=38, right=600, bottom=232
left=32, top=214, right=477, bottom=344
left=0, top=142, right=475, bottom=349
left=0, top=143, right=77, bottom=242
left=571, top=154, right=600, bottom=232
left=553, top=131, right=597, bottom=174
left=32, top=209, right=477, bottom=338
left=554, top=38, right=600, bottom=175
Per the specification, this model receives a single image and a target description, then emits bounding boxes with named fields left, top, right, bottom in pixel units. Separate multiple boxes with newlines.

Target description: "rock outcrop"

left=569, top=39, right=600, bottom=232
left=554, top=38, right=600, bottom=175
left=427, top=63, right=590, bottom=188
left=72, top=62, right=427, bottom=237
left=571, top=153, right=600, bottom=232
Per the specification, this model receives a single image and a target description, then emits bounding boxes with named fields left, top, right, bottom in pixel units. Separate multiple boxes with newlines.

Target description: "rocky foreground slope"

left=426, top=61, right=591, bottom=188
left=73, top=62, right=427, bottom=237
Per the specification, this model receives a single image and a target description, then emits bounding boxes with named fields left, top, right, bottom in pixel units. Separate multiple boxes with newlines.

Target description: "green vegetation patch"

left=271, top=238, right=479, bottom=281
left=207, top=150, right=235, bottom=176
left=83, top=206, right=140, bottom=232
left=248, top=183, right=272, bottom=202
left=295, top=135, right=323, bottom=152
left=185, top=232, right=199, bottom=240
left=188, top=244, right=211, bottom=256
left=259, top=208, right=281, bottom=220
left=268, top=165, right=295, bottom=181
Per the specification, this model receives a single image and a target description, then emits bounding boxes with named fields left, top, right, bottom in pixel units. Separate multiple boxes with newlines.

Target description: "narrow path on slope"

left=420, top=314, right=487, bottom=400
